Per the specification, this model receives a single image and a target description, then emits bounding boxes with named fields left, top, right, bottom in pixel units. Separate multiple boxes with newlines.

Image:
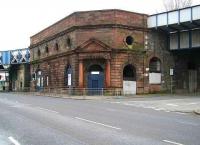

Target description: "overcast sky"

left=0, top=0, right=199, bottom=51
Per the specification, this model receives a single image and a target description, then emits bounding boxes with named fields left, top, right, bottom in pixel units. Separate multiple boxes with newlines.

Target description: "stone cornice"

left=30, top=24, right=148, bottom=49
left=30, top=48, right=146, bottom=64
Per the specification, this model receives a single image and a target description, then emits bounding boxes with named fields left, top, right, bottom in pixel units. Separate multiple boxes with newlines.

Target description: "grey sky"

left=0, top=0, right=199, bottom=51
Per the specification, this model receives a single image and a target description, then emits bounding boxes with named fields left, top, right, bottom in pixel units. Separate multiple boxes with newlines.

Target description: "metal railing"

left=37, top=87, right=124, bottom=96
left=7, top=87, right=135, bottom=98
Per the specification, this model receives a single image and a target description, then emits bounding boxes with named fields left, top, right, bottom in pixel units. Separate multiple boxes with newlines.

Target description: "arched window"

left=88, top=64, right=103, bottom=73
left=65, top=65, right=72, bottom=86
left=149, top=57, right=161, bottom=73
left=123, top=64, right=137, bottom=94
left=123, top=64, right=136, bottom=81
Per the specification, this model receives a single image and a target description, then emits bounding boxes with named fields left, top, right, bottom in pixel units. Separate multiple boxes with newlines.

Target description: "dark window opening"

left=45, top=46, right=49, bottom=53
left=126, top=36, right=134, bottom=45
left=55, top=43, right=59, bottom=51
left=88, top=64, right=103, bottom=72
left=38, top=49, right=41, bottom=57
left=149, top=57, right=161, bottom=73
left=123, top=64, right=136, bottom=81
left=67, top=38, right=71, bottom=47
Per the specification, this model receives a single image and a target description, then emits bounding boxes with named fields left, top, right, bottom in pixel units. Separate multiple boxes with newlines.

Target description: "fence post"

left=101, top=88, right=104, bottom=96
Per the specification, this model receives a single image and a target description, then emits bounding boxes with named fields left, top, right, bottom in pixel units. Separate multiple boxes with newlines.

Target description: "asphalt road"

left=0, top=93, right=199, bottom=145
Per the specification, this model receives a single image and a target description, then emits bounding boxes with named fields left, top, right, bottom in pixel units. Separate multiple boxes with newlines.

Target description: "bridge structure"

left=0, top=48, right=30, bottom=66
left=148, top=5, right=200, bottom=50
left=148, top=5, right=200, bottom=93
left=0, top=48, right=30, bottom=91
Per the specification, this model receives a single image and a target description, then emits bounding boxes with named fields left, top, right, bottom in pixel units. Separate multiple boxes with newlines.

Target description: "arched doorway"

left=123, top=64, right=136, bottom=94
left=36, top=70, right=43, bottom=91
left=87, top=64, right=104, bottom=89
left=149, top=57, right=161, bottom=84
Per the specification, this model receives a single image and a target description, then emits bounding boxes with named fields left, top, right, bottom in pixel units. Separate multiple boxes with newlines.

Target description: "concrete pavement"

left=0, top=93, right=200, bottom=145
left=109, top=96, right=200, bottom=114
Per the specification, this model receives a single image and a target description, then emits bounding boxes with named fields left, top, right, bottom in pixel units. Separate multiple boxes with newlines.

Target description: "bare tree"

left=163, top=0, right=193, bottom=11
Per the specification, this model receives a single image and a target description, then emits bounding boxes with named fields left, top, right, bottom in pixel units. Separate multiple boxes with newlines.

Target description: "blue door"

left=88, top=72, right=104, bottom=95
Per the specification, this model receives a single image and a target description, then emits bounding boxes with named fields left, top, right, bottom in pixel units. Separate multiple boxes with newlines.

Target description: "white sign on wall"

left=123, top=81, right=136, bottom=95
left=170, top=69, right=174, bottom=76
left=149, top=73, right=161, bottom=84
left=68, top=74, right=71, bottom=86
left=91, top=71, right=100, bottom=74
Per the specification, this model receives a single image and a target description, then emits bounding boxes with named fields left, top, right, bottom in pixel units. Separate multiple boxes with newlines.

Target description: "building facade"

left=30, top=9, right=163, bottom=94
left=30, top=7, right=200, bottom=95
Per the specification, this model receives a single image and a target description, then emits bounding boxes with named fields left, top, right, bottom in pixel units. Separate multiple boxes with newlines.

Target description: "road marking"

left=178, top=121, right=199, bottom=126
left=8, top=136, right=20, bottom=145
left=124, top=103, right=134, bottom=106
left=175, top=112, right=186, bottom=115
left=154, top=108, right=165, bottom=111
left=75, top=117, right=121, bottom=130
left=163, top=140, right=184, bottom=145
left=188, top=102, right=197, bottom=105
left=166, top=103, right=178, bottom=107
left=36, top=107, right=59, bottom=114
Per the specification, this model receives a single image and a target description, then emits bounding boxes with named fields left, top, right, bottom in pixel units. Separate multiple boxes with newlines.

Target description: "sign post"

left=170, top=68, right=174, bottom=94
left=68, top=73, right=72, bottom=95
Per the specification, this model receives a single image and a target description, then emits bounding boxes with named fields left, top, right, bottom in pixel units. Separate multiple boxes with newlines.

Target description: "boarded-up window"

left=149, top=57, right=161, bottom=84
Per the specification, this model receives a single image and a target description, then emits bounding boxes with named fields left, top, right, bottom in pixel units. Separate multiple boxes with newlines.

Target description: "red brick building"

left=30, top=9, right=164, bottom=94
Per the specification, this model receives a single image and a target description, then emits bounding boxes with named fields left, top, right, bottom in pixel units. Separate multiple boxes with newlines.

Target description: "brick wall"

left=30, top=9, right=147, bottom=46
left=30, top=9, right=151, bottom=94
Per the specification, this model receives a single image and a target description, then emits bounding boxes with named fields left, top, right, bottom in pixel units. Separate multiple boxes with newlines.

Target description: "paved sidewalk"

left=110, top=96, right=200, bottom=115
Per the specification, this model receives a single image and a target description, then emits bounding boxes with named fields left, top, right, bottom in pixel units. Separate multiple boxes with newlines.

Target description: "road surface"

left=0, top=93, right=199, bottom=145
